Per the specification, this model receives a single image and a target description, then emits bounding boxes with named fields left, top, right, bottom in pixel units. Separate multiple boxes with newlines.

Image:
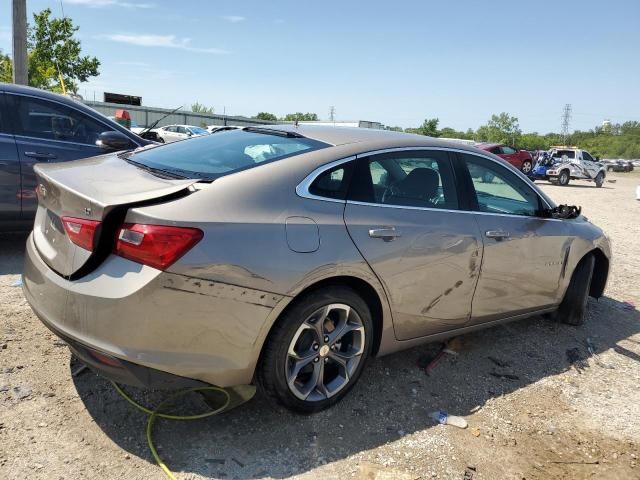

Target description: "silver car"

left=23, top=126, right=611, bottom=412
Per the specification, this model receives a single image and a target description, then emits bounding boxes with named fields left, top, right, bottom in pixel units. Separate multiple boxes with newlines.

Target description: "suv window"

left=500, top=146, right=517, bottom=154
left=8, top=94, right=111, bottom=145
left=309, top=163, right=353, bottom=200
left=349, top=150, right=458, bottom=210
left=462, top=153, right=540, bottom=216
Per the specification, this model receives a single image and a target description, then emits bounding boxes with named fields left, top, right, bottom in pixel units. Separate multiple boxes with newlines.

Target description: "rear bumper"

left=22, top=233, right=284, bottom=387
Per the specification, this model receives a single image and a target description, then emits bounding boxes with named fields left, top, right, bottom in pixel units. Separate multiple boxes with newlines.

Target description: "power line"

left=560, top=104, right=572, bottom=144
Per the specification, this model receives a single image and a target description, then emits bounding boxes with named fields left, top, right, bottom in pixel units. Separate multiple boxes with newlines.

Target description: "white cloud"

left=66, top=0, right=154, bottom=8
left=99, top=33, right=229, bottom=54
left=221, top=15, right=246, bottom=23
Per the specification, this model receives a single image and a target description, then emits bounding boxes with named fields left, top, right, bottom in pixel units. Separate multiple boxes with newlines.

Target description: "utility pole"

left=329, top=106, right=335, bottom=123
left=12, top=0, right=28, bottom=85
left=560, top=104, right=572, bottom=145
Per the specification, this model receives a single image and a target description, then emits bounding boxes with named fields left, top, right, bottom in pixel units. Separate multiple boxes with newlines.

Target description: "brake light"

left=61, top=217, right=101, bottom=251
left=114, top=223, right=203, bottom=270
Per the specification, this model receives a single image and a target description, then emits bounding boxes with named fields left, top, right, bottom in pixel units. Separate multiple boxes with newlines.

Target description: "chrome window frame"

left=296, top=146, right=558, bottom=220
left=6, top=92, right=143, bottom=148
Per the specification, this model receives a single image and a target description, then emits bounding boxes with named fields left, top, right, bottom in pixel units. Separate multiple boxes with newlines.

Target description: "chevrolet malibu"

left=23, top=126, right=610, bottom=412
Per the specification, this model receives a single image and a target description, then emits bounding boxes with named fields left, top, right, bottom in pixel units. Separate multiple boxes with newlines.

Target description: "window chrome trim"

left=295, top=155, right=356, bottom=204
left=296, top=146, right=555, bottom=213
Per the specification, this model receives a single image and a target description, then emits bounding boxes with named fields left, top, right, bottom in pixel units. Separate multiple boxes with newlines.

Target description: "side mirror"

left=97, top=131, right=134, bottom=150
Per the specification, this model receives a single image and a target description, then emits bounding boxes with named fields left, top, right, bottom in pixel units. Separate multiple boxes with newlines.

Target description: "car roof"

left=475, top=142, right=502, bottom=149
left=253, top=124, right=492, bottom=153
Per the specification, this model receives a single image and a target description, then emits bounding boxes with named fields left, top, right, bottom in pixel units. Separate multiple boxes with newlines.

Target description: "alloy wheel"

left=285, top=304, right=365, bottom=401
left=521, top=161, right=532, bottom=174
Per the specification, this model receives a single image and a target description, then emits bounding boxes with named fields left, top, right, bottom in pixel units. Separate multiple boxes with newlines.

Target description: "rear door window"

left=349, top=150, right=458, bottom=210
left=8, top=94, right=112, bottom=145
left=308, top=163, right=354, bottom=200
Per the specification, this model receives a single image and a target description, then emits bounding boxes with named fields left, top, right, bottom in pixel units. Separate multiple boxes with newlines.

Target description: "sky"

left=1, top=0, right=639, bottom=132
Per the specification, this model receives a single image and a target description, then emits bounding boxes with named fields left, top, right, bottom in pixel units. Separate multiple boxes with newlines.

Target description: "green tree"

left=254, top=112, right=278, bottom=121
left=282, top=112, right=319, bottom=122
left=481, top=112, right=521, bottom=145
left=191, top=102, right=214, bottom=114
left=0, top=50, right=12, bottom=83
left=27, top=9, right=100, bottom=93
left=385, top=125, right=404, bottom=132
left=418, top=118, right=440, bottom=137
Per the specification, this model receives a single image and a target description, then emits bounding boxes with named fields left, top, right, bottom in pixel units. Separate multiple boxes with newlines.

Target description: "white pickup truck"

left=536, top=147, right=606, bottom=187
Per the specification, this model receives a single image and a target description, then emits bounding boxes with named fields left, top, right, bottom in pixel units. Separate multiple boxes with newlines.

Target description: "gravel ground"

left=1, top=172, right=639, bottom=480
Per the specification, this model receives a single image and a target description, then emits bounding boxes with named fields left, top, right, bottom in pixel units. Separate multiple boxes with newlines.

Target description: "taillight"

left=114, top=223, right=203, bottom=270
left=61, top=217, right=101, bottom=251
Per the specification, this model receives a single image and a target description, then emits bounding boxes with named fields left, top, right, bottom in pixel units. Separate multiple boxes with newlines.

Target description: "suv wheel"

left=259, top=286, right=373, bottom=413
left=554, top=254, right=595, bottom=326
left=558, top=170, right=570, bottom=186
left=521, top=160, right=532, bottom=174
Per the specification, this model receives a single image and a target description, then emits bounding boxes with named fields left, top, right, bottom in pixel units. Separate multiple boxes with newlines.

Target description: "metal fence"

left=84, top=101, right=275, bottom=128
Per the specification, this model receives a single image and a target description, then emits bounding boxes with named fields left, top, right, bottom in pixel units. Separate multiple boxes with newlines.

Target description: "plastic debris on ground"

left=429, top=410, right=468, bottom=429
left=419, top=337, right=463, bottom=375
left=11, top=276, right=23, bottom=287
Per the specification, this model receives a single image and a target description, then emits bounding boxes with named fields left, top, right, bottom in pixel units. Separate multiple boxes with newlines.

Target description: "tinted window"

left=490, top=147, right=501, bottom=154
left=463, top=154, right=540, bottom=216
left=309, top=163, right=353, bottom=200
left=177, top=126, right=187, bottom=134
left=350, top=150, right=458, bottom=210
left=583, top=151, right=594, bottom=162
left=129, top=128, right=327, bottom=180
left=501, top=146, right=516, bottom=154
left=9, top=94, right=112, bottom=145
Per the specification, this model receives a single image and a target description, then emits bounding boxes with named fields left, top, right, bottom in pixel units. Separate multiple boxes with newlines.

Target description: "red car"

left=476, top=143, right=533, bottom=174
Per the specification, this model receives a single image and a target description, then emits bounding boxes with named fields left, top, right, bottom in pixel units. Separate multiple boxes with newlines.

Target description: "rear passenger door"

left=7, top=93, right=117, bottom=221
left=0, top=93, right=21, bottom=221
left=343, top=149, right=483, bottom=340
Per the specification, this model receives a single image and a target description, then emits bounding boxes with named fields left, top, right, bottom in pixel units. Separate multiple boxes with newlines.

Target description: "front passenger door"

left=459, top=153, right=570, bottom=323
left=344, top=150, right=483, bottom=340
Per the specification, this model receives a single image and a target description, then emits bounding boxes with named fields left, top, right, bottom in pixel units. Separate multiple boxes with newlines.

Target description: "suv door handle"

left=24, top=151, right=57, bottom=160
left=485, top=230, right=510, bottom=240
left=369, top=227, right=401, bottom=241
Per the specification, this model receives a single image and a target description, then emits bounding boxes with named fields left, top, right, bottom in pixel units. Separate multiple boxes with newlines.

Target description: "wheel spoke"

left=287, top=354, right=317, bottom=388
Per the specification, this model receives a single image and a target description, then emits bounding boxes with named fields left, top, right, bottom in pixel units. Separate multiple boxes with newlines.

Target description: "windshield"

left=189, top=127, right=209, bottom=135
left=128, top=128, right=328, bottom=180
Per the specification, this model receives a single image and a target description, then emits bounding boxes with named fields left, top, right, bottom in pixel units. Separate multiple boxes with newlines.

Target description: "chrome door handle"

left=24, top=151, right=57, bottom=160
left=485, top=230, right=510, bottom=240
left=369, top=227, right=401, bottom=241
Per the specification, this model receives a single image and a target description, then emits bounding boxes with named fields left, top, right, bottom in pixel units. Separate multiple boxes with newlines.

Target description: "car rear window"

left=128, top=128, right=328, bottom=180
left=553, top=150, right=575, bottom=159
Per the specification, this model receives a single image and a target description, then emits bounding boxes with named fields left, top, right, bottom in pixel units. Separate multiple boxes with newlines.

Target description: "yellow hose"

left=111, top=381, right=231, bottom=480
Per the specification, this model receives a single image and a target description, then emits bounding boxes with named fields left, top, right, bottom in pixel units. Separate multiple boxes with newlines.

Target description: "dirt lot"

left=1, top=173, right=639, bottom=480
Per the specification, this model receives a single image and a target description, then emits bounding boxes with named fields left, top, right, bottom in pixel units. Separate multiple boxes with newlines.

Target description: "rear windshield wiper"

left=243, top=126, right=304, bottom=138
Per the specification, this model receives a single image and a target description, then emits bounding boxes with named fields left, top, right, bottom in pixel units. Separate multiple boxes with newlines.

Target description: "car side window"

left=8, top=94, right=111, bottom=145
left=501, top=146, right=516, bottom=154
left=349, top=150, right=458, bottom=210
left=308, top=162, right=353, bottom=200
left=462, top=153, right=540, bottom=217
left=490, top=147, right=501, bottom=154
left=177, top=126, right=187, bottom=134
left=165, top=126, right=175, bottom=132
left=583, top=151, right=594, bottom=162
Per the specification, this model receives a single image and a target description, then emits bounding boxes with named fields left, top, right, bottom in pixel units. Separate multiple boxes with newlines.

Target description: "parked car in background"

left=22, top=126, right=610, bottom=413
left=602, top=159, right=634, bottom=172
left=154, top=125, right=209, bottom=143
left=476, top=143, right=534, bottom=174
left=0, top=83, right=152, bottom=231
left=532, top=147, right=606, bottom=187
left=207, top=125, right=241, bottom=134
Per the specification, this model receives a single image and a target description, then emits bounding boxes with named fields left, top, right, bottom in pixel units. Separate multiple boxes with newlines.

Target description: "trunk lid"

left=32, top=153, right=195, bottom=277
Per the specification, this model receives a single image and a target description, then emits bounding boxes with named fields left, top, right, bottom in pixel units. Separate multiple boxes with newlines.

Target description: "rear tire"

left=558, top=170, right=570, bottom=186
left=158, top=137, right=165, bottom=143
left=258, top=286, right=373, bottom=413
left=555, top=254, right=595, bottom=326
left=521, top=160, right=532, bottom=175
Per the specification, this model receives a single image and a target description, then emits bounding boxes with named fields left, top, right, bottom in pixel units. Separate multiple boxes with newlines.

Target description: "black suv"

left=0, top=84, right=152, bottom=230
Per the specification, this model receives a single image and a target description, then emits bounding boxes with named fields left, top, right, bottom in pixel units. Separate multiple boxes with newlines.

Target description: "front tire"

left=521, top=160, right=532, bottom=175
left=556, top=254, right=595, bottom=326
left=558, top=170, right=570, bottom=186
left=259, top=286, right=373, bottom=413
left=595, top=172, right=604, bottom=188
